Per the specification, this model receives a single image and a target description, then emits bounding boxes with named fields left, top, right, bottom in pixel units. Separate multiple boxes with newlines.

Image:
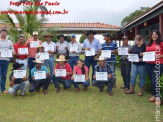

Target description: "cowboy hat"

left=43, top=32, right=54, bottom=38
left=37, top=45, right=44, bottom=48
left=86, top=30, right=96, bottom=36
left=33, top=31, right=38, bottom=35
left=33, top=58, right=43, bottom=64
left=12, top=62, right=24, bottom=71
left=56, top=55, right=67, bottom=62
left=98, top=56, right=107, bottom=61
left=57, top=34, right=67, bottom=40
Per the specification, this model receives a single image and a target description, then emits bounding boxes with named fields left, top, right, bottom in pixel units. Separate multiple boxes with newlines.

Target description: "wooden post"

left=135, top=26, right=138, bottom=36
left=159, top=13, right=163, bottom=39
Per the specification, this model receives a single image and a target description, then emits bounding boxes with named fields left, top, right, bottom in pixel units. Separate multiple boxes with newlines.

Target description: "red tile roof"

left=0, top=22, right=119, bottom=29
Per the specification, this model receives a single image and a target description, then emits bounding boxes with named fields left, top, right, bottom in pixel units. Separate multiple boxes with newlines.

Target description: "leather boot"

left=125, top=86, right=135, bottom=94
left=137, top=88, right=144, bottom=96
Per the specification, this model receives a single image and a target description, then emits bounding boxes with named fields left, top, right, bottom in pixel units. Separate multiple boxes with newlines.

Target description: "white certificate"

left=118, top=48, right=128, bottom=55
left=128, top=54, right=139, bottom=62
left=85, top=48, right=95, bottom=56
left=34, top=71, right=46, bottom=80
left=45, top=45, right=54, bottom=52
left=74, top=75, right=85, bottom=82
left=143, top=52, right=155, bottom=61
left=70, top=46, right=78, bottom=52
left=13, top=70, right=26, bottom=79
left=96, top=72, right=108, bottom=81
left=18, top=48, right=28, bottom=55
left=40, top=53, right=49, bottom=60
left=30, top=41, right=39, bottom=48
left=101, top=50, right=111, bottom=58
left=55, top=69, right=66, bottom=77
left=1, top=49, right=12, bottom=57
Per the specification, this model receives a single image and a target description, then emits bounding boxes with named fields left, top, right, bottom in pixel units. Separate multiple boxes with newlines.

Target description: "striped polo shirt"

left=102, top=41, right=118, bottom=62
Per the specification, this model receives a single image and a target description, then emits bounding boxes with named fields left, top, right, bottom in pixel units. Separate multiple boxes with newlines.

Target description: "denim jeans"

left=146, top=63, right=163, bottom=97
left=52, top=76, right=71, bottom=89
left=29, top=77, right=50, bottom=92
left=130, top=64, right=146, bottom=88
left=44, top=56, right=55, bottom=81
left=28, top=58, right=35, bottom=83
left=85, top=56, right=97, bottom=81
left=106, top=62, right=116, bottom=73
left=71, top=79, right=90, bottom=88
left=16, top=59, right=28, bottom=70
left=8, top=81, right=29, bottom=95
left=120, top=60, right=131, bottom=89
left=0, top=60, right=9, bottom=92
left=69, top=56, right=79, bottom=70
left=92, top=76, right=116, bottom=92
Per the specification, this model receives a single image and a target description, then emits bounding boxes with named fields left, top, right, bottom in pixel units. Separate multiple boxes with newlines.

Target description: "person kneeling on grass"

left=8, top=62, right=29, bottom=97
left=92, top=56, right=116, bottom=96
left=29, top=58, right=50, bottom=94
left=52, top=55, right=72, bottom=93
left=71, top=59, right=90, bottom=93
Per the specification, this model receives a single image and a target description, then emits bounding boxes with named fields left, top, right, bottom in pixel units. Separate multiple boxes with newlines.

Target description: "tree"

left=79, top=34, right=87, bottom=43
left=121, top=7, right=150, bottom=26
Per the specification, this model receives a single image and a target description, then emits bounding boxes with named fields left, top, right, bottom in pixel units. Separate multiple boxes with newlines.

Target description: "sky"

left=1, top=0, right=162, bottom=26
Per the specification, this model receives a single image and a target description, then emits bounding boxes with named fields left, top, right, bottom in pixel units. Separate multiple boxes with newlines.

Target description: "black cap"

left=12, top=62, right=24, bottom=70
left=103, top=33, right=111, bottom=37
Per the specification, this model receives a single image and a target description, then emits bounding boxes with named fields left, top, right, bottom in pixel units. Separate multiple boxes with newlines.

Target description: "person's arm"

left=85, top=70, right=89, bottom=81
left=93, top=66, right=97, bottom=80
left=71, top=68, right=76, bottom=80
left=66, top=64, right=72, bottom=76
left=9, top=76, right=15, bottom=87
left=111, top=42, right=118, bottom=54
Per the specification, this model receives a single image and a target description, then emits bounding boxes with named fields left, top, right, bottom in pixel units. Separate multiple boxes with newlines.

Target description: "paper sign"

left=1, top=49, right=12, bottom=57
left=85, top=48, right=95, bottom=56
left=18, top=48, right=28, bottom=55
left=96, top=72, right=108, bottom=81
left=143, top=52, right=155, bottom=61
left=74, top=75, right=85, bottom=82
left=34, top=71, right=46, bottom=80
left=55, top=69, right=66, bottom=77
left=70, top=46, right=78, bottom=52
left=118, top=48, right=128, bottom=55
left=30, top=41, right=39, bottom=48
left=14, top=70, right=26, bottom=79
left=101, top=50, right=111, bottom=58
left=45, top=45, right=54, bottom=52
left=128, top=54, right=139, bottom=62
left=40, top=53, right=49, bottom=60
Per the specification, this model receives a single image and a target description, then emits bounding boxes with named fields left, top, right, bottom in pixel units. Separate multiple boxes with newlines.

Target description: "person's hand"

left=93, top=75, right=96, bottom=80
left=13, top=51, right=16, bottom=55
left=46, top=73, right=50, bottom=77
left=85, top=47, right=90, bottom=50
left=23, top=76, right=28, bottom=81
left=25, top=54, right=29, bottom=57
left=71, top=51, right=76, bottom=53
left=139, top=52, right=143, bottom=56
left=71, top=76, right=74, bottom=80
left=65, top=47, right=68, bottom=50
left=139, top=58, right=143, bottom=62
left=11, top=76, right=15, bottom=81
left=94, top=56, right=98, bottom=61
left=156, top=54, right=162, bottom=58
left=108, top=74, right=112, bottom=79
left=32, top=77, right=35, bottom=81
left=85, top=77, right=88, bottom=81
left=56, top=46, right=59, bottom=50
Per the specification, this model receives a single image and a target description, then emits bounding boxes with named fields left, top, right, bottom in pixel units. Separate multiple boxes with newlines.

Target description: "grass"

left=0, top=57, right=162, bottom=121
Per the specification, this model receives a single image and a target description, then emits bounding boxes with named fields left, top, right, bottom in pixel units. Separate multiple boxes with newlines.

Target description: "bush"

left=115, top=54, right=120, bottom=68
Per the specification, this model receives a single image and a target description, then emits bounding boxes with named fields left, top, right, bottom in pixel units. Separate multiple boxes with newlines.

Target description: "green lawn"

left=0, top=62, right=162, bottom=122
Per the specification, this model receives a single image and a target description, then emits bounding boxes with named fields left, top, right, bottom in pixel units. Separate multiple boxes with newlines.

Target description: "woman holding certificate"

left=125, top=35, right=146, bottom=96
left=71, top=59, right=90, bottom=93
left=146, top=30, right=163, bottom=105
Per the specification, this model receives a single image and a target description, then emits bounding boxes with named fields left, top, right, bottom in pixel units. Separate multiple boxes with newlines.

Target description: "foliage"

left=115, top=54, right=120, bottom=68
left=79, top=34, right=86, bottom=43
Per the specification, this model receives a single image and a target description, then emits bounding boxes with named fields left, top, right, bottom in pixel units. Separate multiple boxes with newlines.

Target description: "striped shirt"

left=102, top=41, right=118, bottom=62
left=68, top=42, right=82, bottom=57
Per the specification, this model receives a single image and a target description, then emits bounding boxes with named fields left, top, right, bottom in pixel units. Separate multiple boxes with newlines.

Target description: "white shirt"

left=68, top=42, right=82, bottom=57
left=56, top=41, right=68, bottom=54
left=42, top=41, right=56, bottom=56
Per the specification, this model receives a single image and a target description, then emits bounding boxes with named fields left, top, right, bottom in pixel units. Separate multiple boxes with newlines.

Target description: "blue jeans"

left=0, top=60, right=9, bottom=92
left=130, top=64, right=146, bottom=88
left=8, top=81, right=29, bottom=95
left=106, top=62, right=116, bottom=73
left=52, top=76, right=71, bottom=89
left=92, top=76, right=116, bottom=92
left=146, top=63, right=163, bottom=97
left=69, top=56, right=79, bottom=70
left=71, top=79, right=90, bottom=88
left=44, top=56, right=55, bottom=81
left=28, top=58, right=35, bottom=83
left=85, top=56, right=97, bottom=81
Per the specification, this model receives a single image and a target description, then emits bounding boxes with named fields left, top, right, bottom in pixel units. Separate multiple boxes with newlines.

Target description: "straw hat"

left=43, top=32, right=54, bottom=38
left=56, top=55, right=67, bottom=62
left=98, top=56, right=107, bottom=61
left=33, top=31, right=38, bottom=35
left=33, top=58, right=43, bottom=64
left=37, top=45, right=44, bottom=48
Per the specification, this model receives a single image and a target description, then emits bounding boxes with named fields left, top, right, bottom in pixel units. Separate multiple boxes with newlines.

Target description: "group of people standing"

left=0, top=28, right=162, bottom=106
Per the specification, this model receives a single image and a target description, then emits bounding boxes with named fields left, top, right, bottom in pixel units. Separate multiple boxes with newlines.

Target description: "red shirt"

left=14, top=43, right=28, bottom=59
left=55, top=63, right=72, bottom=80
left=146, top=42, right=163, bottom=64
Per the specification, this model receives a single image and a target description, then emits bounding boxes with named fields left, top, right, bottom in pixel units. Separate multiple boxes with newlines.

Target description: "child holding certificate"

left=8, top=62, right=29, bottom=97
left=71, top=59, right=90, bottom=93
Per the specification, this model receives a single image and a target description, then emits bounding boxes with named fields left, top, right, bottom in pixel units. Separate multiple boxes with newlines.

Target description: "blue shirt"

left=102, top=41, right=118, bottom=62
left=31, top=65, right=48, bottom=78
left=94, top=63, right=115, bottom=77
left=82, top=38, right=102, bottom=55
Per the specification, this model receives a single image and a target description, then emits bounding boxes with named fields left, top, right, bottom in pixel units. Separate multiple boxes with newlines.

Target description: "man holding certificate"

left=92, top=56, right=116, bottom=96
left=82, top=30, right=102, bottom=81
left=68, top=34, right=82, bottom=70
left=8, top=62, right=29, bottom=96
left=0, top=28, right=16, bottom=94
left=26, top=31, right=42, bottom=83
left=14, top=35, right=29, bottom=70
left=29, top=59, right=50, bottom=94
left=71, top=59, right=90, bottom=93
left=52, top=55, right=72, bottom=93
